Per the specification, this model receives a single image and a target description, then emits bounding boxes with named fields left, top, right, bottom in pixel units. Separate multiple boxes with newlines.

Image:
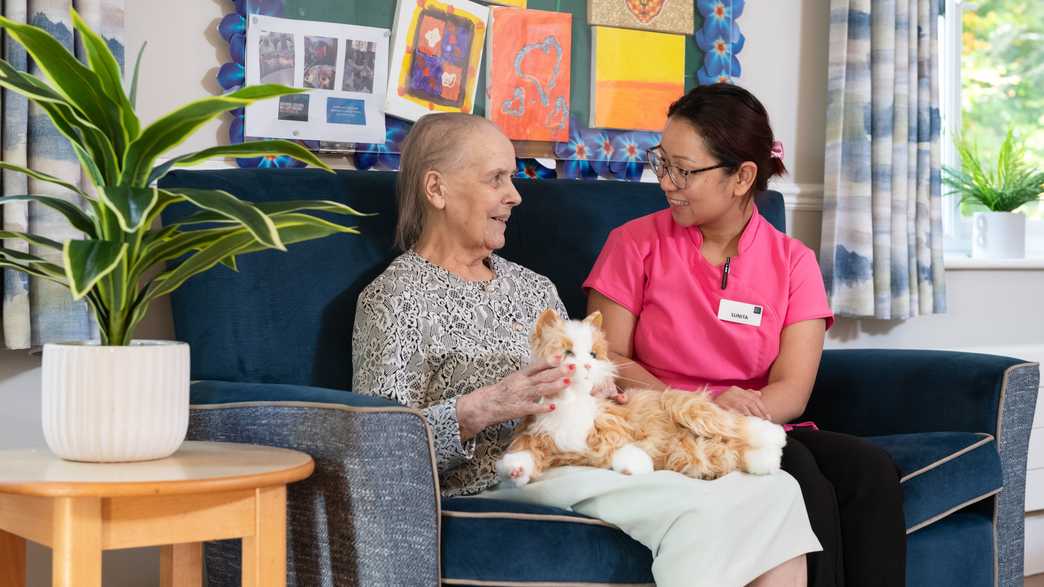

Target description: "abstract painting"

left=590, top=26, right=684, bottom=131
left=486, top=7, right=571, bottom=141
left=386, top=0, right=489, bottom=121
left=587, top=0, right=694, bottom=35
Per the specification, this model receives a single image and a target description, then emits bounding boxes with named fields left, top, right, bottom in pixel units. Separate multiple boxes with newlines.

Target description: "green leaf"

left=143, top=231, right=255, bottom=302
left=0, top=230, right=62, bottom=250
left=62, top=239, right=127, bottom=300
left=70, top=9, right=139, bottom=141
left=0, top=259, right=68, bottom=286
left=170, top=199, right=372, bottom=226
left=134, top=225, right=240, bottom=274
left=160, top=188, right=284, bottom=250
left=0, top=14, right=123, bottom=153
left=27, top=93, right=119, bottom=184
left=0, top=58, right=69, bottom=105
left=219, top=255, right=238, bottom=271
left=122, top=84, right=304, bottom=186
left=231, top=213, right=359, bottom=255
left=99, top=185, right=158, bottom=232
left=147, top=139, right=333, bottom=184
left=0, top=195, right=96, bottom=236
left=0, top=162, right=88, bottom=199
left=141, top=213, right=358, bottom=305
left=129, top=41, right=146, bottom=110
left=0, top=246, right=53, bottom=264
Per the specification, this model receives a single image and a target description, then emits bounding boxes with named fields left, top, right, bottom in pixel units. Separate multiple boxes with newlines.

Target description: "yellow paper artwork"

left=590, top=26, right=684, bottom=131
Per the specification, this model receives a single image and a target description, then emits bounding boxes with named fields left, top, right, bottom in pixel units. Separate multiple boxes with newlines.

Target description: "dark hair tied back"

left=666, top=83, right=786, bottom=196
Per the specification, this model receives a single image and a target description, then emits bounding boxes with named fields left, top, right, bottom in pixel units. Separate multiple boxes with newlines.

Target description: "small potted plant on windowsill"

left=943, top=129, right=1044, bottom=259
left=0, top=11, right=366, bottom=462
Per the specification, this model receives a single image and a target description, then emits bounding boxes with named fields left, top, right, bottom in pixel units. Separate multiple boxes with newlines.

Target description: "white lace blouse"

left=352, top=250, right=568, bottom=496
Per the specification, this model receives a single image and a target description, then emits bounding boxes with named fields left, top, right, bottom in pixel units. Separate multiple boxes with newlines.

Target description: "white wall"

left=0, top=1, right=1040, bottom=584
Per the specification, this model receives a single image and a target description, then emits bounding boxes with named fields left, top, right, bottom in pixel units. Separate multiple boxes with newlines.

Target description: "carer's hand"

left=713, top=386, right=771, bottom=420
left=457, top=358, right=571, bottom=439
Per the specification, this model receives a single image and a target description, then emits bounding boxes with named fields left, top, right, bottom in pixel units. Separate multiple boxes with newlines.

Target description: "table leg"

left=51, top=497, right=102, bottom=587
left=160, top=543, right=202, bottom=587
left=241, top=486, right=286, bottom=587
left=0, top=529, right=26, bottom=587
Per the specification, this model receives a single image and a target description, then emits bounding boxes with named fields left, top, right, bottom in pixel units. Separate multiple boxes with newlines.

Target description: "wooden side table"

left=0, top=441, right=314, bottom=587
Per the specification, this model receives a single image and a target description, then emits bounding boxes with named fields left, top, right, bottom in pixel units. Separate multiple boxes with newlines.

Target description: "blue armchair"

left=160, top=169, right=1039, bottom=587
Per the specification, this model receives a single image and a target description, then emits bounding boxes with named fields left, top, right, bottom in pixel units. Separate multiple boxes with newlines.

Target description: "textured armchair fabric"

left=187, top=382, right=440, bottom=587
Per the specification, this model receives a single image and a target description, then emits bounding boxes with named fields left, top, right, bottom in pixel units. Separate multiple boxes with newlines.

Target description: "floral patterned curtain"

left=820, top=0, right=946, bottom=319
left=1, top=0, right=124, bottom=348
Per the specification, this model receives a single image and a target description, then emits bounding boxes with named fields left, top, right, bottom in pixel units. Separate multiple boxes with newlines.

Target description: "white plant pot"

left=41, top=340, right=190, bottom=462
left=972, top=211, right=1026, bottom=259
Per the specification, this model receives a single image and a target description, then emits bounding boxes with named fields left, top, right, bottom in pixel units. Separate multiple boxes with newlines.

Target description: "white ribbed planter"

left=41, top=340, right=190, bottom=463
left=973, top=211, right=1026, bottom=259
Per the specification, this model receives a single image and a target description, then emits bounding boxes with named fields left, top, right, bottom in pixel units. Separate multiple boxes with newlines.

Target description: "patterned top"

left=352, top=250, right=568, bottom=497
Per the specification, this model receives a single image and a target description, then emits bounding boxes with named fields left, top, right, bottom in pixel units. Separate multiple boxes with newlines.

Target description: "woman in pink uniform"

left=585, top=84, right=905, bottom=587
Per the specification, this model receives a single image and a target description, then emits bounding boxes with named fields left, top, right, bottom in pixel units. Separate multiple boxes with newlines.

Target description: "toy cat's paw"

left=743, top=417, right=786, bottom=475
left=496, top=450, right=536, bottom=487
left=611, top=443, right=654, bottom=476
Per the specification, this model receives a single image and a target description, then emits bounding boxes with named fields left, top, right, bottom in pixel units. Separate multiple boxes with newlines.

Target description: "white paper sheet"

left=245, top=15, right=389, bottom=144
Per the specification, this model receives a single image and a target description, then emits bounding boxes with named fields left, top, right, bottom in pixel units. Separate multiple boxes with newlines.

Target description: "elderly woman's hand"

left=456, top=358, right=571, bottom=440
left=713, top=386, right=771, bottom=420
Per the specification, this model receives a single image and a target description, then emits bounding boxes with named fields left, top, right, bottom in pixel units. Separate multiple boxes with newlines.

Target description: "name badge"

left=718, top=299, right=763, bottom=327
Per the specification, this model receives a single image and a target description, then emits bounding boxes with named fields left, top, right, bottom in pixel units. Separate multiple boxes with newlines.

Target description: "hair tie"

left=770, top=140, right=784, bottom=160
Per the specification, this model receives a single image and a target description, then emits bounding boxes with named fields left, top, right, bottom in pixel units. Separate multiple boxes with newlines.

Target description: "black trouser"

left=781, top=428, right=906, bottom=587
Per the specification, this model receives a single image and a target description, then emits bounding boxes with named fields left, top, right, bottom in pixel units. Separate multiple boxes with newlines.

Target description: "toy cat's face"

left=531, top=309, right=616, bottom=392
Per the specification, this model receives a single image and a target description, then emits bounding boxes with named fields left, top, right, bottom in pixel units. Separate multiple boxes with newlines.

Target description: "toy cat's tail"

left=660, top=389, right=786, bottom=477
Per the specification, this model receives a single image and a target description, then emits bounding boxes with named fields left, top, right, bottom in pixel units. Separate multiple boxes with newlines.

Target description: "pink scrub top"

left=583, top=206, right=834, bottom=394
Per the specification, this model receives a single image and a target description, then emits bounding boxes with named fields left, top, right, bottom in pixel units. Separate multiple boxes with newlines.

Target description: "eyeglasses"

left=647, top=147, right=733, bottom=189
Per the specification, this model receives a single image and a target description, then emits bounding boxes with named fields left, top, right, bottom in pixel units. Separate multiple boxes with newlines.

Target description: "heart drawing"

left=626, top=0, right=667, bottom=23
left=500, top=35, right=565, bottom=121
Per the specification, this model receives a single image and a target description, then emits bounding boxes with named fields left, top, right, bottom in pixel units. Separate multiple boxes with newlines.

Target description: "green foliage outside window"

left=961, top=0, right=1043, bottom=218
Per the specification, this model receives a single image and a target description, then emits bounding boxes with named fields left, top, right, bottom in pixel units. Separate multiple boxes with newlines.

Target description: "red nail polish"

left=549, top=404, right=556, bottom=411
left=563, top=378, right=570, bottom=385
left=567, top=364, right=576, bottom=371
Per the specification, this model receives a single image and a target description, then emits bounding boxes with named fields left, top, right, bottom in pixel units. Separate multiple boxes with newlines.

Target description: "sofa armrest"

left=804, top=349, right=1039, bottom=586
left=187, top=380, right=440, bottom=587
left=804, top=350, right=1037, bottom=437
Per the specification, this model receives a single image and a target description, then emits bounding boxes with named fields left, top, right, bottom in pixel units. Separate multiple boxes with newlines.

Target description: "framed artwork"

left=385, top=0, right=489, bottom=121
left=486, top=8, right=571, bottom=142
left=587, top=0, right=694, bottom=35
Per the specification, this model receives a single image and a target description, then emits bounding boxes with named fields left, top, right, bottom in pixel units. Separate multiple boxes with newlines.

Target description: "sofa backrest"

left=160, top=169, right=784, bottom=389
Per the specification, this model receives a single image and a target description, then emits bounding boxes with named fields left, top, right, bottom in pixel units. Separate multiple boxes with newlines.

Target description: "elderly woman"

left=353, top=112, right=820, bottom=587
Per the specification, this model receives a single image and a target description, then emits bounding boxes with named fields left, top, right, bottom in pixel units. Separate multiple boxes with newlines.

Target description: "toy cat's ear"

left=583, top=311, right=603, bottom=329
left=534, top=308, right=562, bottom=338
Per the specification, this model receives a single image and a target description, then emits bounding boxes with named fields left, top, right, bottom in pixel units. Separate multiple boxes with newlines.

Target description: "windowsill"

left=945, top=255, right=1044, bottom=270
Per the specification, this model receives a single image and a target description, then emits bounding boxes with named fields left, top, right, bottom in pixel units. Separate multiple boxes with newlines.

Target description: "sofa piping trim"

left=442, top=509, right=618, bottom=528
left=440, top=576, right=651, bottom=580
left=906, top=487, right=1001, bottom=535
left=190, top=400, right=444, bottom=583
left=991, top=362, right=1039, bottom=587
left=898, top=433, right=995, bottom=484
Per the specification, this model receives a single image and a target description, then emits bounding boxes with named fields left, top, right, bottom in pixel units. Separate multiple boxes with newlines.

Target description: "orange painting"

left=590, top=26, right=684, bottom=131
left=486, top=8, right=571, bottom=142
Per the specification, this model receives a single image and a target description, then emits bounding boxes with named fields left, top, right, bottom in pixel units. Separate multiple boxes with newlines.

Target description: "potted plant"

left=0, top=11, right=365, bottom=462
left=943, top=129, right=1044, bottom=259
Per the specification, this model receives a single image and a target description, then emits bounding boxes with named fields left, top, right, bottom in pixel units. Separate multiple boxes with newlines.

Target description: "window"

left=939, top=0, right=1044, bottom=256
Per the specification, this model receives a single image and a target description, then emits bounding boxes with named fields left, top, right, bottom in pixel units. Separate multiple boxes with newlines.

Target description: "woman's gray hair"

left=394, top=113, right=491, bottom=251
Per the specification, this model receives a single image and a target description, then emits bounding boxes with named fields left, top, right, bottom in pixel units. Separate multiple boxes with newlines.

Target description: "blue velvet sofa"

left=160, top=168, right=1039, bottom=587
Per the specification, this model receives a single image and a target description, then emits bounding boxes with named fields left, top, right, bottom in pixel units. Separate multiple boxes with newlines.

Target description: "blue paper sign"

left=326, top=98, right=367, bottom=125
